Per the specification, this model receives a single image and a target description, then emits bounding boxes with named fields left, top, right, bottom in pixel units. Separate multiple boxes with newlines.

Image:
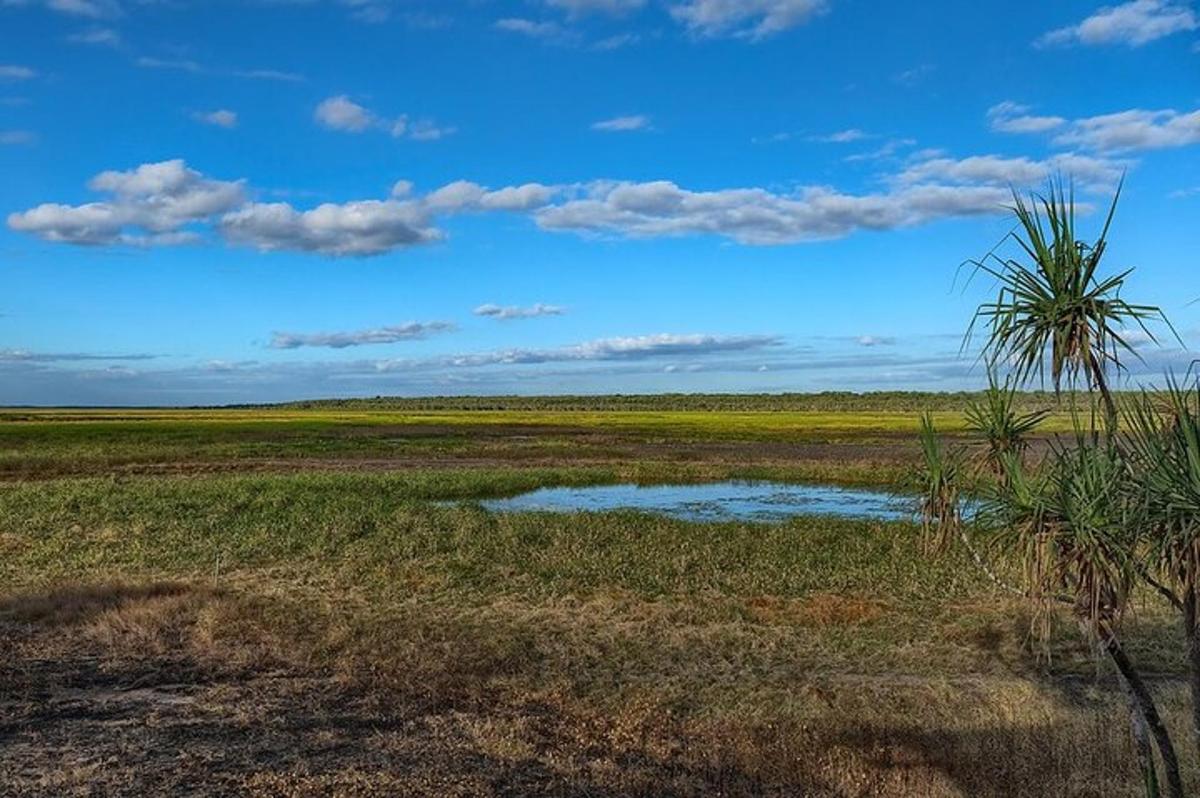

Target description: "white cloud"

left=1, top=0, right=119, bottom=17
left=270, top=321, right=456, bottom=349
left=15, top=148, right=1135, bottom=257
left=385, top=333, right=783, bottom=369
left=545, top=0, right=644, bottom=15
left=592, top=31, right=642, bottom=49
left=670, top=0, right=827, bottom=39
left=1038, top=0, right=1197, bottom=47
left=592, top=114, right=651, bottom=131
left=193, top=109, right=238, bottom=128
left=987, top=101, right=1066, bottom=134
left=7, top=159, right=245, bottom=245
left=532, top=179, right=1012, bottom=244
left=0, top=65, right=36, bottom=80
left=136, top=56, right=303, bottom=82
left=842, top=138, right=917, bottom=162
left=813, top=128, right=868, bottom=143
left=896, top=152, right=1126, bottom=192
left=474, top=303, right=566, bottom=320
left=856, top=335, right=895, bottom=347
left=314, top=95, right=455, bottom=140
left=219, top=200, right=442, bottom=256
left=494, top=17, right=567, bottom=39
left=314, top=95, right=373, bottom=132
left=407, top=118, right=456, bottom=140
left=424, top=180, right=556, bottom=211
left=8, top=163, right=551, bottom=256
left=65, top=26, right=120, bottom=46
left=340, top=0, right=390, bottom=23
left=1053, top=107, right=1200, bottom=152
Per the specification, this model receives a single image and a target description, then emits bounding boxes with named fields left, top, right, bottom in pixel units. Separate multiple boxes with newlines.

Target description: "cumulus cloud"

left=987, top=101, right=1066, bottom=134
left=532, top=180, right=1011, bottom=244
left=474, top=303, right=566, bottom=320
left=896, top=152, right=1126, bottom=192
left=423, top=180, right=557, bottom=211
left=314, top=95, right=372, bottom=132
left=193, top=109, right=237, bottom=128
left=7, top=159, right=245, bottom=245
left=14, top=150, right=1133, bottom=256
left=270, top=321, right=456, bottom=349
left=670, top=0, right=827, bottom=39
left=1038, top=0, right=1197, bottom=47
left=219, top=200, right=442, bottom=256
left=314, top=95, right=455, bottom=140
left=592, top=114, right=651, bottom=131
left=988, top=102, right=1200, bottom=153
left=8, top=162, right=556, bottom=256
left=1053, top=107, right=1200, bottom=152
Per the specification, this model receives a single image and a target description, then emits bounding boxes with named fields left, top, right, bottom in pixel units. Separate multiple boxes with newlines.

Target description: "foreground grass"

left=1, top=467, right=1193, bottom=794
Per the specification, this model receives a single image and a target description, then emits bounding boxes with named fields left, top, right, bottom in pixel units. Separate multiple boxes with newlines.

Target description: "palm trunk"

left=1089, top=353, right=1119, bottom=436
left=1103, top=625, right=1184, bottom=798
left=1183, top=585, right=1200, bottom=759
left=1119, top=669, right=1162, bottom=798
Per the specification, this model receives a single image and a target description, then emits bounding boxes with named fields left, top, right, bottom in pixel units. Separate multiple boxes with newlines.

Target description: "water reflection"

left=478, top=481, right=915, bottom=523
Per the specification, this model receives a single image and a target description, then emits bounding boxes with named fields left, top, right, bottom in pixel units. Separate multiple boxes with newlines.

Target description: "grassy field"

left=0, top=395, right=1189, bottom=796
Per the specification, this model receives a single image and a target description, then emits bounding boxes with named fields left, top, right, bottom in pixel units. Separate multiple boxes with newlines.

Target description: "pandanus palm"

left=980, top=443, right=1184, bottom=798
left=1126, top=375, right=1200, bottom=756
left=963, top=371, right=1049, bottom=478
left=917, top=413, right=962, bottom=555
left=966, top=179, right=1170, bottom=431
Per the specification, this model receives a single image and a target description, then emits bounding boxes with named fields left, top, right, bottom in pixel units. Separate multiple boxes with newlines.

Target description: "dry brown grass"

left=0, top=578, right=1191, bottom=797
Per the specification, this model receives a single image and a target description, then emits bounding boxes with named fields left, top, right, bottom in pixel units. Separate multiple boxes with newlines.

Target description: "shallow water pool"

left=477, top=481, right=915, bottom=523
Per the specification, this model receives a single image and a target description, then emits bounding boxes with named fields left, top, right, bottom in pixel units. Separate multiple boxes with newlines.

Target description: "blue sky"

left=1, top=0, right=1198, bottom=405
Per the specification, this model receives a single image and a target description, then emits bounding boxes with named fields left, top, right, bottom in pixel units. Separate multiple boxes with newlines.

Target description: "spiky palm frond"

left=965, top=178, right=1172, bottom=426
left=1124, top=376, right=1200, bottom=600
left=964, top=371, right=1050, bottom=477
left=917, top=413, right=962, bottom=555
left=978, top=437, right=1136, bottom=647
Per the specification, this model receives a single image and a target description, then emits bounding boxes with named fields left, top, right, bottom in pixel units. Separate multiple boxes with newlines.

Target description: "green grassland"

left=0, top=395, right=1188, bottom=795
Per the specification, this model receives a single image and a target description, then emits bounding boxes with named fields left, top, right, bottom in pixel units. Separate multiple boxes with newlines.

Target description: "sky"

left=1, top=0, right=1198, bottom=405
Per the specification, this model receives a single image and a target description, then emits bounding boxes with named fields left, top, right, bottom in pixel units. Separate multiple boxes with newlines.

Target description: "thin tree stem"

left=1183, top=585, right=1200, bottom=761
left=957, top=525, right=1025, bottom=597
left=1103, top=624, right=1184, bottom=798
